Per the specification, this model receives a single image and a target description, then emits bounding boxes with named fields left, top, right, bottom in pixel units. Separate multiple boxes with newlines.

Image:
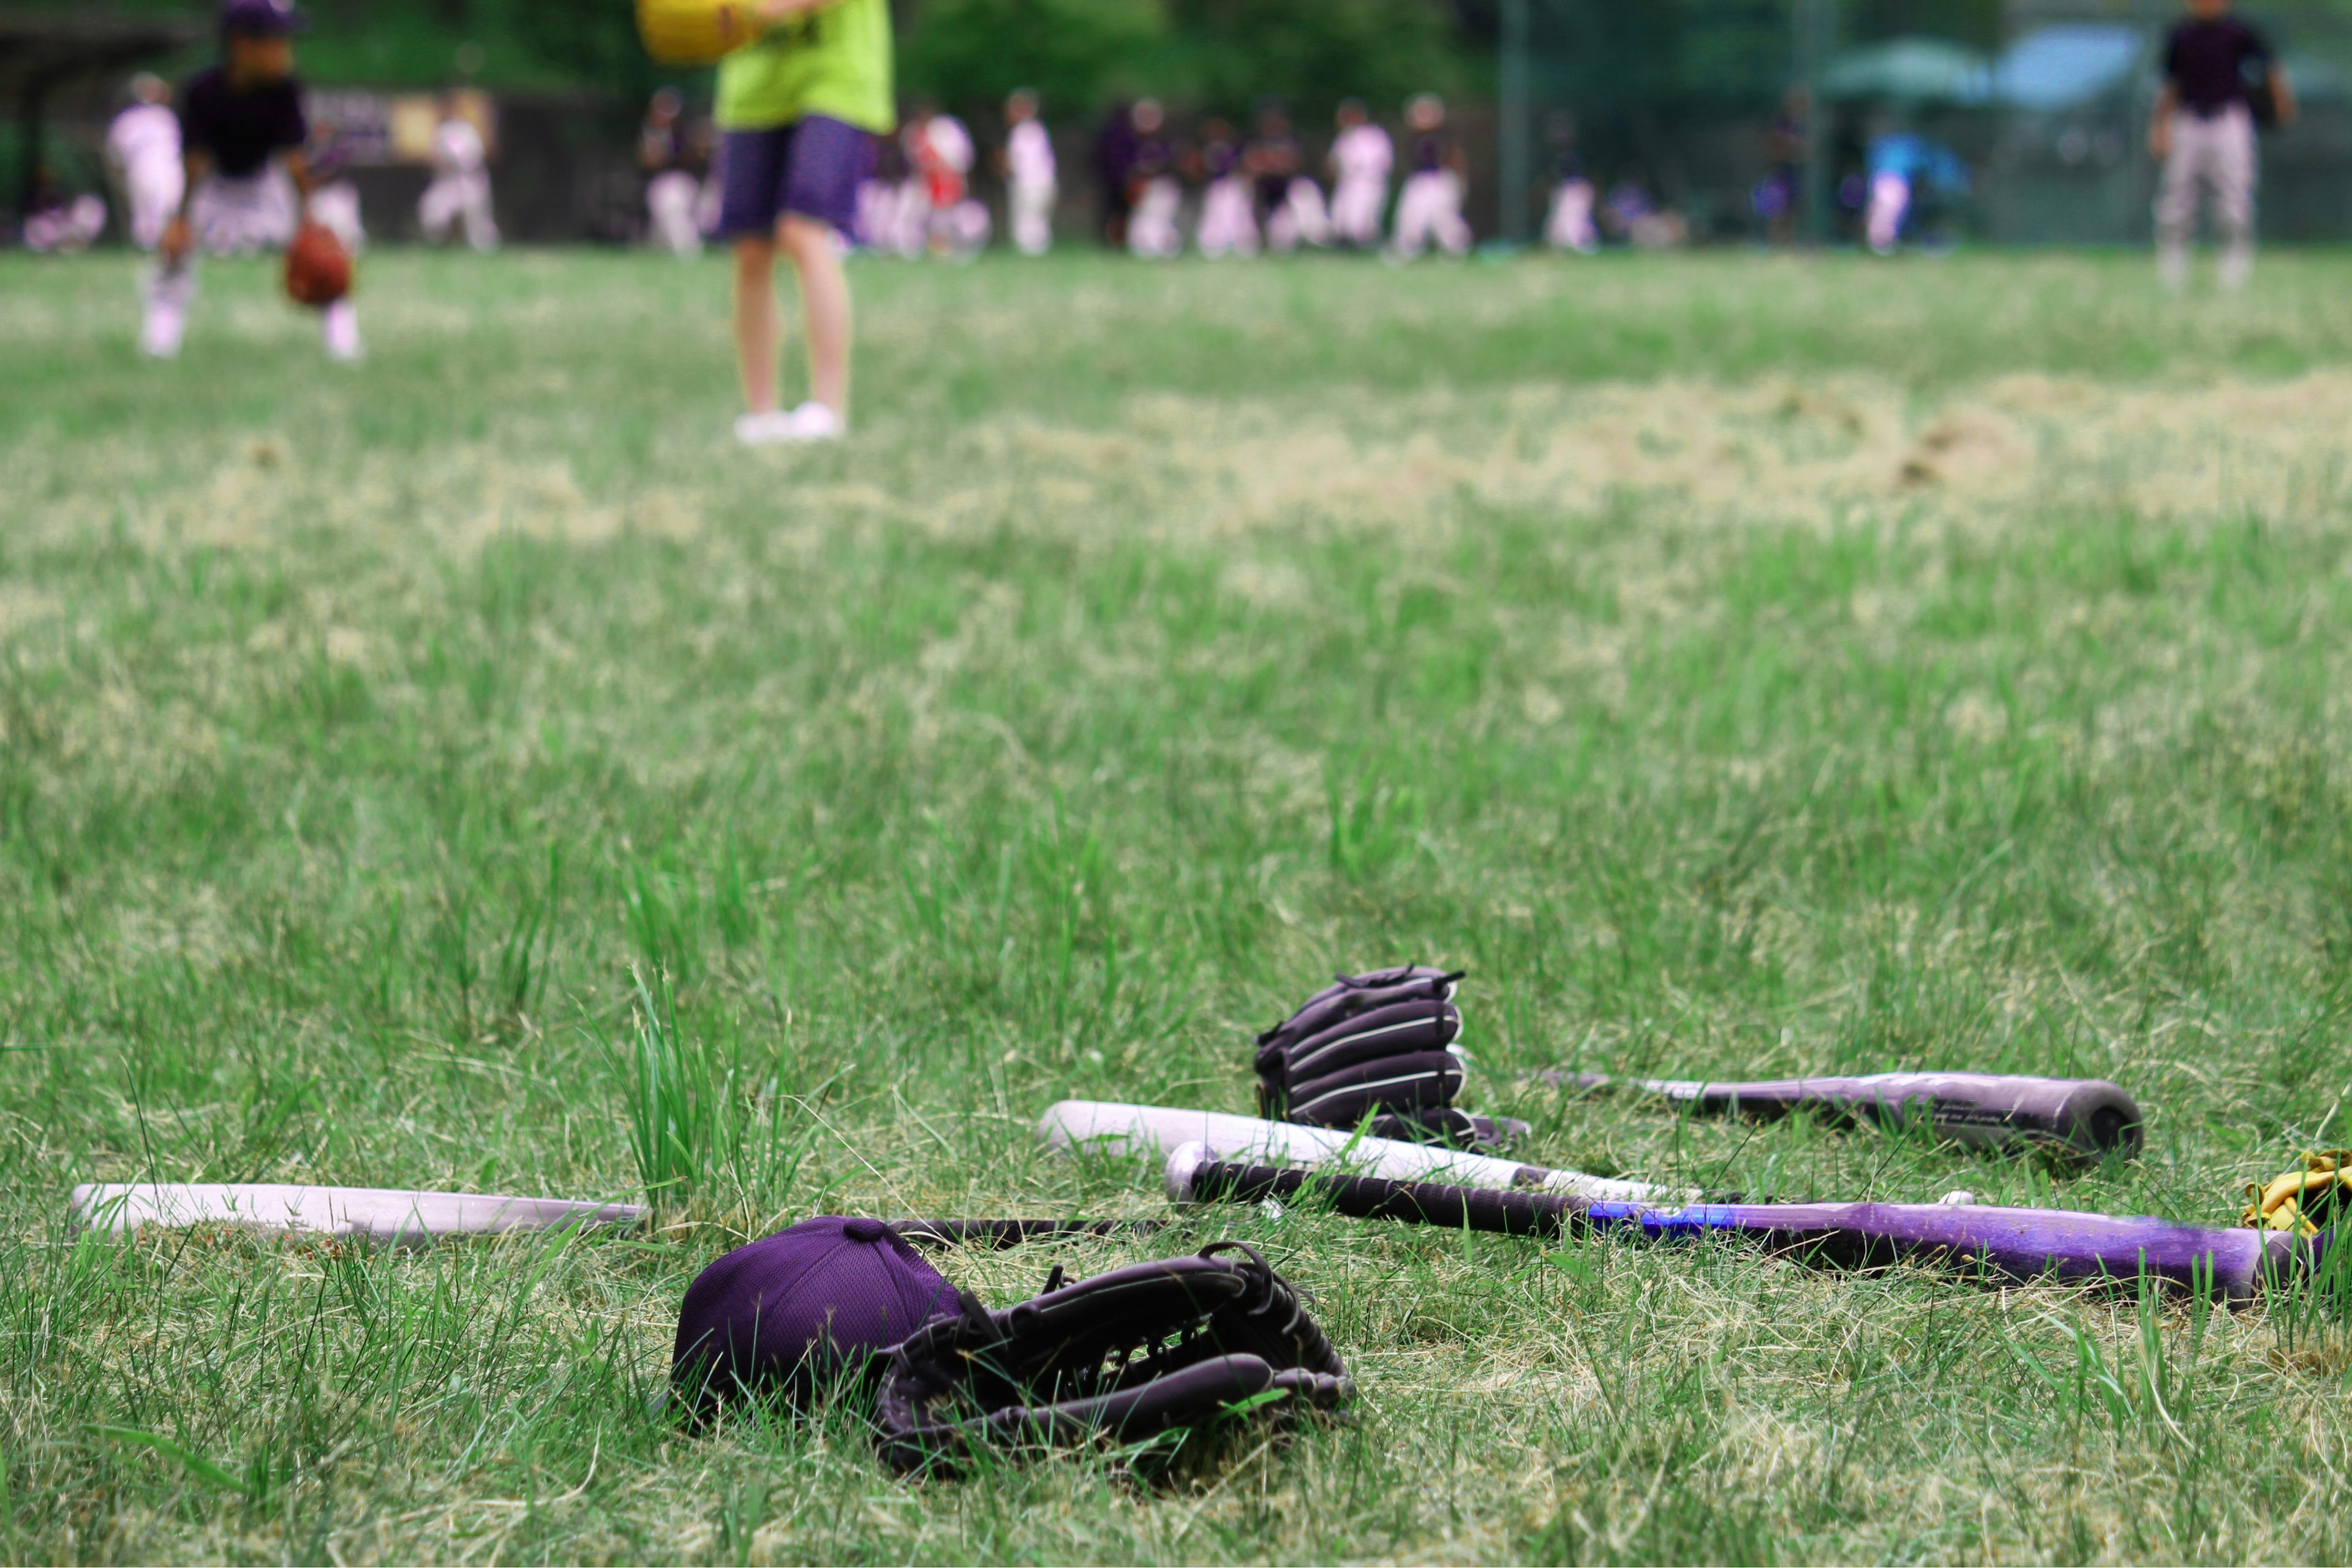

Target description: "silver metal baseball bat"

left=1038, top=1099, right=1689, bottom=1204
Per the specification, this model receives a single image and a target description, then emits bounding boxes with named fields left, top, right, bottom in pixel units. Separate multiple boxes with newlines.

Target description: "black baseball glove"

left=1254, top=964, right=1523, bottom=1149
left=873, top=1242, right=1351, bottom=1474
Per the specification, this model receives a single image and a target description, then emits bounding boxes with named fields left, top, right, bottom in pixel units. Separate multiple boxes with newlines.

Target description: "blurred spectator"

left=1390, top=94, right=1469, bottom=258
left=1000, top=88, right=1055, bottom=255
left=1541, top=114, right=1597, bottom=253
left=21, top=168, right=107, bottom=252
left=1094, top=99, right=1138, bottom=246
left=1602, top=181, right=1686, bottom=249
left=1753, top=87, right=1804, bottom=246
left=418, top=92, right=497, bottom=250
left=107, top=73, right=183, bottom=251
left=641, top=87, right=706, bottom=258
left=1127, top=99, right=1182, bottom=257
left=1195, top=115, right=1257, bottom=257
left=858, top=128, right=920, bottom=256
left=1251, top=102, right=1327, bottom=251
left=1863, top=132, right=1969, bottom=255
left=1326, top=97, right=1390, bottom=248
left=2152, top=0, right=2294, bottom=291
left=910, top=105, right=989, bottom=257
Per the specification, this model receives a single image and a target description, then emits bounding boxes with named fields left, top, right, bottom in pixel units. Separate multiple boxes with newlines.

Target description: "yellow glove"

left=2242, top=1150, right=2352, bottom=1237
left=636, top=0, right=764, bottom=66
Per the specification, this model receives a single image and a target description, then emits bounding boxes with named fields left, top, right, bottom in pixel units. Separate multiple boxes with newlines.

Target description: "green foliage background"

left=55, top=0, right=1484, bottom=118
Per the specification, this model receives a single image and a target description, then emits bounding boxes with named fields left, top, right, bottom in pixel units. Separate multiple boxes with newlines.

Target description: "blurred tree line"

left=62, top=0, right=1482, bottom=116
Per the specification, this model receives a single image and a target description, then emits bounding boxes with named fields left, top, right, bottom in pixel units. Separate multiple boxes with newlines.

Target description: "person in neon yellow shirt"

left=713, top=0, right=892, bottom=445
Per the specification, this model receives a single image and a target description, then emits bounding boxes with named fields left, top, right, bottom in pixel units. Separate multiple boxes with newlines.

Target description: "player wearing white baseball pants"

left=109, top=99, right=184, bottom=251
left=1866, top=170, right=1910, bottom=255
left=1264, top=178, right=1330, bottom=251
left=1329, top=176, right=1385, bottom=246
left=420, top=115, right=498, bottom=251
left=1005, top=116, right=1056, bottom=256
left=420, top=171, right=497, bottom=251
left=1390, top=170, right=1469, bottom=258
left=648, top=168, right=703, bottom=257
left=2156, top=104, right=2256, bottom=290
left=1196, top=174, right=1257, bottom=257
left=1544, top=177, right=1597, bottom=252
left=1009, top=178, right=1055, bottom=255
left=144, top=172, right=357, bottom=360
left=1128, top=176, right=1182, bottom=258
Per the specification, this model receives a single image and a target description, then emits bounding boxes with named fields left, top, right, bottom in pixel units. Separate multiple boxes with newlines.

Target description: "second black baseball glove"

left=873, top=1242, right=1352, bottom=1474
left=1254, top=964, right=1522, bottom=1148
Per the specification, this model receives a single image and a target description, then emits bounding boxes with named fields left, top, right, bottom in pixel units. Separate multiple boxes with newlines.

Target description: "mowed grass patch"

left=4, top=248, right=2352, bottom=1562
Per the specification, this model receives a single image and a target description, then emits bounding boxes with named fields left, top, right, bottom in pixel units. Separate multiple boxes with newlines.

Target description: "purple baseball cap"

left=220, top=0, right=307, bottom=36
left=672, top=1216, right=960, bottom=1420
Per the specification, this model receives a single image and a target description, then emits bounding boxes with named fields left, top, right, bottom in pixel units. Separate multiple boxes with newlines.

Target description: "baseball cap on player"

left=219, top=0, right=307, bottom=36
left=671, top=1216, right=960, bottom=1422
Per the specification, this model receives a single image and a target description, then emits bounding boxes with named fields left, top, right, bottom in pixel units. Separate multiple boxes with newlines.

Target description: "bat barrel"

left=1581, top=1198, right=2274, bottom=1301
left=1548, top=1072, right=2144, bottom=1160
left=1041, top=1099, right=1681, bottom=1203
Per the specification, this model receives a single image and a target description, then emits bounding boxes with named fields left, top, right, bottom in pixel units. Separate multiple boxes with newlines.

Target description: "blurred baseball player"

left=1390, top=94, right=1470, bottom=259
left=418, top=93, right=498, bottom=251
left=1000, top=89, right=1055, bottom=256
left=717, top=0, right=893, bottom=444
left=1325, top=98, right=1390, bottom=249
left=641, top=88, right=703, bottom=258
left=1194, top=117, right=1257, bottom=258
left=1542, top=118, right=1597, bottom=254
left=303, top=112, right=367, bottom=254
left=1124, top=99, right=1181, bottom=259
left=2152, top=0, right=2294, bottom=291
left=147, top=0, right=361, bottom=362
left=1250, top=103, right=1327, bottom=252
left=914, top=107, right=988, bottom=257
left=107, top=74, right=183, bottom=251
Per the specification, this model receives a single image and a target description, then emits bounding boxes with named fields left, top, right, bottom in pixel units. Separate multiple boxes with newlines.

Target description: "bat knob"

left=1164, top=1141, right=1210, bottom=1205
left=2082, top=1104, right=2137, bottom=1154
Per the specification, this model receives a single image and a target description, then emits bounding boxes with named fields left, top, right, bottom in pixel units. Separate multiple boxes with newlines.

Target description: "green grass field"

left=9, top=246, right=2352, bottom=1564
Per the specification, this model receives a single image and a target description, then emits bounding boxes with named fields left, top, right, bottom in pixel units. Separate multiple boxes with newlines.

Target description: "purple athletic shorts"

left=714, top=116, right=875, bottom=239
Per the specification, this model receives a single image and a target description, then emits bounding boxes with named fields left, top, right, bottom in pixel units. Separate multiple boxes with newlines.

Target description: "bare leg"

left=778, top=214, right=851, bottom=418
left=733, top=235, right=779, bottom=413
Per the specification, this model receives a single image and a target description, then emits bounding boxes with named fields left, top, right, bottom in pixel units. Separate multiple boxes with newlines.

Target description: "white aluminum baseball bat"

left=69, top=1183, right=646, bottom=1248
left=1036, top=1099, right=1683, bottom=1205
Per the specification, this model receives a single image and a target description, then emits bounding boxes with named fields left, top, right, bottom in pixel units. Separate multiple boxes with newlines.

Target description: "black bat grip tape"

left=1189, top=1159, right=1586, bottom=1238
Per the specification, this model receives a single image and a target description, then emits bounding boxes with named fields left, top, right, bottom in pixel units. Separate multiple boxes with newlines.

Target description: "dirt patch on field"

left=13, top=371, right=2352, bottom=568
left=948, top=371, right=2352, bottom=544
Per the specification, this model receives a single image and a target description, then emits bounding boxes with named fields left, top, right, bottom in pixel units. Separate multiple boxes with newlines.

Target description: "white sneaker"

left=734, top=402, right=845, bottom=447
left=322, top=300, right=365, bottom=362
left=140, top=303, right=185, bottom=359
left=777, top=401, right=845, bottom=442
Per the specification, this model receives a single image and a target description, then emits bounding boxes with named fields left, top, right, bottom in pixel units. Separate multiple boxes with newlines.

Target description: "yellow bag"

left=2242, top=1150, right=2352, bottom=1237
left=636, top=0, right=765, bottom=66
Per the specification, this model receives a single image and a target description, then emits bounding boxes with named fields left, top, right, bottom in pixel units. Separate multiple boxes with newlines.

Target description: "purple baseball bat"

left=1163, top=1145, right=2317, bottom=1303
left=1542, top=1071, right=2143, bottom=1161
